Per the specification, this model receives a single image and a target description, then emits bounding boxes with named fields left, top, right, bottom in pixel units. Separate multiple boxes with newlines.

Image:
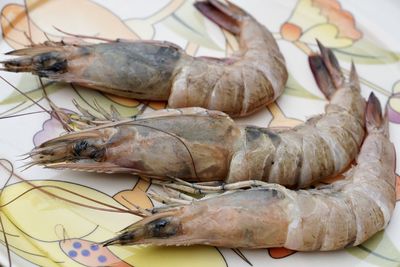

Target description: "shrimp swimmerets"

left=103, top=93, right=396, bottom=250
left=28, top=42, right=365, bottom=189
left=0, top=0, right=287, bottom=117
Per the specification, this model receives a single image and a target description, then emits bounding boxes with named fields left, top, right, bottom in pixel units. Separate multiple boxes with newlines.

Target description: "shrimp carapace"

left=29, top=41, right=365, bottom=189
left=103, top=93, right=395, bottom=250
left=1, top=0, right=288, bottom=117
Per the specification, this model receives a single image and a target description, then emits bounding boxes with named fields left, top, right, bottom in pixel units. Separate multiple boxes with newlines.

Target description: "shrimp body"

left=30, top=43, right=365, bottom=189
left=169, top=0, right=287, bottom=116
left=103, top=93, right=396, bottom=250
left=1, top=0, right=287, bottom=117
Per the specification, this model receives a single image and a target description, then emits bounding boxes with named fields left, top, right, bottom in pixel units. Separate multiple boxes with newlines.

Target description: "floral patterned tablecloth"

left=0, top=0, right=399, bottom=266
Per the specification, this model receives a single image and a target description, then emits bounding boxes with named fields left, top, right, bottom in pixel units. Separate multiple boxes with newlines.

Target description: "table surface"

left=0, top=0, right=399, bottom=266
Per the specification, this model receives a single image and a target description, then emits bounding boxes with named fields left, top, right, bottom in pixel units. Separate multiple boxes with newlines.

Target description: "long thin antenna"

left=0, top=110, right=47, bottom=120
left=0, top=76, right=51, bottom=115
left=53, top=26, right=116, bottom=43
left=38, top=77, right=73, bottom=132
left=23, top=0, right=33, bottom=45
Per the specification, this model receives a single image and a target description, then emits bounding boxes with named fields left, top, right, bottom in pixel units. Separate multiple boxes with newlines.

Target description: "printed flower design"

left=0, top=163, right=227, bottom=267
left=60, top=238, right=131, bottom=267
left=279, top=0, right=399, bottom=66
left=280, top=0, right=362, bottom=50
left=32, top=109, right=72, bottom=146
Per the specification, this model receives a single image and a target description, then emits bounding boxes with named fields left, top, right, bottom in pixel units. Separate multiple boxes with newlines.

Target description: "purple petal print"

left=33, top=109, right=74, bottom=146
left=388, top=107, right=400, bottom=124
left=388, top=93, right=400, bottom=124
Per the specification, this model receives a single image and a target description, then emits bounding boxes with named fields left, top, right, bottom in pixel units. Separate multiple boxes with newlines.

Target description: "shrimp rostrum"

left=103, top=93, right=396, bottom=250
left=0, top=0, right=287, bottom=117
left=29, top=42, right=365, bottom=189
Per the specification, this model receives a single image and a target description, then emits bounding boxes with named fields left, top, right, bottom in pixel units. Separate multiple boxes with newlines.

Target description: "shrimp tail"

left=349, top=61, right=360, bottom=90
left=194, top=0, right=248, bottom=35
left=2, top=42, right=68, bottom=78
left=316, top=40, right=345, bottom=88
left=308, top=40, right=346, bottom=99
left=366, top=92, right=387, bottom=135
left=308, top=54, right=335, bottom=99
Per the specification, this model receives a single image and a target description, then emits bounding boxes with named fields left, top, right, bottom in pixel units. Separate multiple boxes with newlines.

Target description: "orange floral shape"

left=281, top=0, right=362, bottom=48
left=268, top=247, right=297, bottom=259
left=1, top=4, right=53, bottom=48
left=312, top=0, right=361, bottom=40
left=280, top=23, right=302, bottom=42
left=2, top=1, right=140, bottom=49
left=104, top=94, right=140, bottom=108
left=26, top=0, right=139, bottom=41
left=148, top=101, right=167, bottom=110
left=114, top=179, right=153, bottom=210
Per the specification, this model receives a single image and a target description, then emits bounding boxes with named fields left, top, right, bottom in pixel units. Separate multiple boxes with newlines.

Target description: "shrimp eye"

left=89, top=148, right=105, bottom=162
left=73, top=140, right=105, bottom=161
left=155, top=219, right=168, bottom=229
left=150, top=219, right=177, bottom=238
left=73, top=140, right=88, bottom=156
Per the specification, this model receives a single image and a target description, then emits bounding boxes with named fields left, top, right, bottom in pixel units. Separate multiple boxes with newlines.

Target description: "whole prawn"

left=103, top=93, right=396, bottom=250
left=29, top=42, right=365, bottom=189
left=0, top=0, right=287, bottom=117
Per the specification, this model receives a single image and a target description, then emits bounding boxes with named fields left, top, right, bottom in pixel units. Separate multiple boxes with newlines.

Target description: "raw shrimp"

left=0, top=0, right=287, bottom=117
left=103, top=93, right=396, bottom=250
left=28, top=42, right=365, bottom=189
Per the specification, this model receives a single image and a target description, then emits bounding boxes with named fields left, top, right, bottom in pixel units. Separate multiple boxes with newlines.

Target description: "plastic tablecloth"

left=0, top=0, right=399, bottom=266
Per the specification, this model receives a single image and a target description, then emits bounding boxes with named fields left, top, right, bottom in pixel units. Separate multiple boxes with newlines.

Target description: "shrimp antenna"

left=43, top=31, right=52, bottom=42
left=129, top=123, right=200, bottom=180
left=0, top=75, right=51, bottom=116
left=62, top=225, right=68, bottom=242
left=0, top=161, right=145, bottom=217
left=23, top=0, right=33, bottom=46
left=0, top=110, right=48, bottom=120
left=53, top=26, right=117, bottom=43
left=38, top=77, right=74, bottom=132
left=99, top=120, right=199, bottom=180
left=54, top=224, right=69, bottom=243
left=23, top=31, right=34, bottom=46
left=231, top=248, right=252, bottom=266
